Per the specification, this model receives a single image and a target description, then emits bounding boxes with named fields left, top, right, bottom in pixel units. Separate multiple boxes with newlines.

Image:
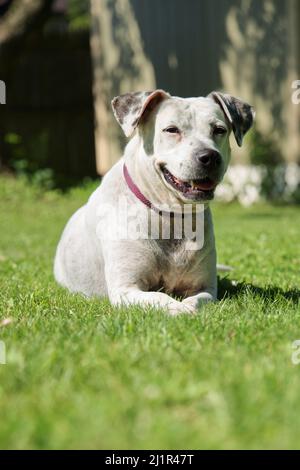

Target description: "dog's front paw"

left=182, top=292, right=215, bottom=312
left=166, top=300, right=197, bottom=316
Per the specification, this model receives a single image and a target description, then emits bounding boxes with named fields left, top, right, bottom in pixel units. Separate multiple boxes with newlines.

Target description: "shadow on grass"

left=218, top=277, right=300, bottom=304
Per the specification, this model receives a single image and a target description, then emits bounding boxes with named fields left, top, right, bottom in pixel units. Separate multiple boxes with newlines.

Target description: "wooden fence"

left=1, top=0, right=299, bottom=182
left=91, top=0, right=300, bottom=173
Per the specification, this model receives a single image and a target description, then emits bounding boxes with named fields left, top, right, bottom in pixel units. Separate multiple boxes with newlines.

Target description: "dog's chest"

left=153, top=239, right=205, bottom=296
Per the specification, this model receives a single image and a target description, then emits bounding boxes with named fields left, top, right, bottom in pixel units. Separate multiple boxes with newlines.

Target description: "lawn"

left=0, top=175, right=300, bottom=450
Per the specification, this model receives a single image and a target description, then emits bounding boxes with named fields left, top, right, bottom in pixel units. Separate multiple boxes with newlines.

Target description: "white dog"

left=54, top=90, right=254, bottom=315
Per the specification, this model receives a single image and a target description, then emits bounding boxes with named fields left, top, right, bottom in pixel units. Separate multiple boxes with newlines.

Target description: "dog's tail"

left=217, top=264, right=233, bottom=272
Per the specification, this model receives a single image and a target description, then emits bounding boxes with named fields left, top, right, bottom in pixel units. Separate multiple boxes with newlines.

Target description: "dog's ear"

left=111, top=89, right=170, bottom=137
left=208, top=92, right=255, bottom=146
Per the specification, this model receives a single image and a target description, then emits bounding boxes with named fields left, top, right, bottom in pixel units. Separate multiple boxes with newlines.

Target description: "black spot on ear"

left=132, top=105, right=141, bottom=114
left=208, top=91, right=255, bottom=146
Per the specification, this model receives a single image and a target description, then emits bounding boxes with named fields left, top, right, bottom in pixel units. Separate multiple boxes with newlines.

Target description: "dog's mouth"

left=161, top=167, right=217, bottom=200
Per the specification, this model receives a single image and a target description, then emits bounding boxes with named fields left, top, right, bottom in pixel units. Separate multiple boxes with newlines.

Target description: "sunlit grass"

left=0, top=175, right=299, bottom=449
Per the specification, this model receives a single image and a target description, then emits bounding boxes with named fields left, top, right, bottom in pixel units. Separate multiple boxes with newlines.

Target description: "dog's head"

left=112, top=89, right=254, bottom=202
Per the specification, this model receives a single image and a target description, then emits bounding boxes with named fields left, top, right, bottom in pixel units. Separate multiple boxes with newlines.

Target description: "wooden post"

left=286, top=0, right=300, bottom=163
left=89, top=0, right=156, bottom=175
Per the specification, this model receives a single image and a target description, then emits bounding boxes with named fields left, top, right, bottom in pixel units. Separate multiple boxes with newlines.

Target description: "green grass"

left=0, top=175, right=300, bottom=450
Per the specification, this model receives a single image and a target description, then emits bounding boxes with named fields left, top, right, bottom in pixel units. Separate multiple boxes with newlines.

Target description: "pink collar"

left=123, top=163, right=153, bottom=210
left=123, top=163, right=183, bottom=218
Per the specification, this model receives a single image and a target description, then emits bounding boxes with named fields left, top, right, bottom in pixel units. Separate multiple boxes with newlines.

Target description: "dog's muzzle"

left=161, top=167, right=218, bottom=201
left=160, top=149, right=223, bottom=201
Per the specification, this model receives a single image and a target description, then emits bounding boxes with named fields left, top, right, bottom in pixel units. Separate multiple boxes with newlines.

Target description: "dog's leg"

left=102, top=241, right=196, bottom=315
left=181, top=257, right=217, bottom=313
left=109, top=288, right=195, bottom=316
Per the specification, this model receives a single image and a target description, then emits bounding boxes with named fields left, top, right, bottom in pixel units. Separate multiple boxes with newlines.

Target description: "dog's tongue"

left=171, top=172, right=216, bottom=191
left=192, top=179, right=216, bottom=191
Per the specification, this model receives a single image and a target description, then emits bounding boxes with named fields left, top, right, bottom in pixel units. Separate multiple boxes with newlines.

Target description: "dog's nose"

left=196, top=150, right=222, bottom=168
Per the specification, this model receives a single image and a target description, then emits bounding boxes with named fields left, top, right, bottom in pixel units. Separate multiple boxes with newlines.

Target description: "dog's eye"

left=163, top=126, right=180, bottom=134
left=213, top=126, right=227, bottom=136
